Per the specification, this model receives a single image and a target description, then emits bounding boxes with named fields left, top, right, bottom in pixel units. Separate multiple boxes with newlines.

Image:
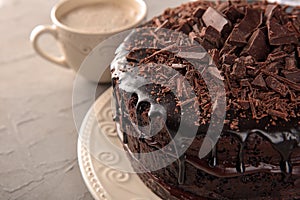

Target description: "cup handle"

left=30, top=25, right=69, bottom=68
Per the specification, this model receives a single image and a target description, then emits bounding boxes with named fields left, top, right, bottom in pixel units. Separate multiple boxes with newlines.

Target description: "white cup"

left=30, top=0, right=147, bottom=83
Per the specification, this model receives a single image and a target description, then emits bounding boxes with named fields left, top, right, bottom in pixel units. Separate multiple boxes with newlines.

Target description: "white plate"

left=77, top=87, right=161, bottom=200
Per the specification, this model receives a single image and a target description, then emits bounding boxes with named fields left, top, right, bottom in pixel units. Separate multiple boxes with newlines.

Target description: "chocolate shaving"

left=248, top=96, right=257, bottom=119
left=267, top=51, right=288, bottom=62
left=177, top=51, right=207, bottom=60
left=221, top=54, right=237, bottom=65
left=154, top=18, right=162, bottom=27
left=265, top=62, right=280, bottom=75
left=180, top=98, right=196, bottom=107
left=154, top=20, right=170, bottom=32
left=177, top=77, right=183, bottom=98
left=207, top=66, right=224, bottom=80
left=238, top=99, right=250, bottom=110
left=268, top=109, right=288, bottom=120
left=140, top=44, right=177, bottom=63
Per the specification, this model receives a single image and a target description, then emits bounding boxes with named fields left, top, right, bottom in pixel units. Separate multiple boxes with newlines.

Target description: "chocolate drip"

left=236, top=143, right=245, bottom=173
left=209, top=145, right=217, bottom=168
left=112, top=83, right=121, bottom=123
left=229, top=129, right=299, bottom=175
left=280, top=160, right=292, bottom=174
left=178, top=155, right=186, bottom=184
left=273, top=140, right=296, bottom=174
left=123, top=132, right=128, bottom=144
left=113, top=115, right=119, bottom=122
left=139, top=135, right=145, bottom=142
left=120, top=115, right=130, bottom=144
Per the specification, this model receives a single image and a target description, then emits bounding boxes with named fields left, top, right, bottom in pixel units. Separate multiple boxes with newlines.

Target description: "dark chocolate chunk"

left=200, top=26, right=222, bottom=47
left=262, top=69, right=300, bottom=91
left=265, top=62, right=280, bottom=74
left=282, top=70, right=300, bottom=83
left=267, top=19, right=298, bottom=45
left=202, top=7, right=230, bottom=34
left=265, top=4, right=289, bottom=24
left=220, top=42, right=235, bottom=55
left=293, top=15, right=300, bottom=34
left=193, top=7, right=205, bottom=18
left=224, top=6, right=244, bottom=23
left=252, top=73, right=266, bottom=88
left=265, top=76, right=288, bottom=97
left=199, top=38, right=216, bottom=50
left=297, top=47, right=300, bottom=58
left=216, top=1, right=230, bottom=12
left=178, top=21, right=192, bottom=34
left=228, top=8, right=262, bottom=46
left=264, top=4, right=278, bottom=21
left=241, top=28, right=269, bottom=61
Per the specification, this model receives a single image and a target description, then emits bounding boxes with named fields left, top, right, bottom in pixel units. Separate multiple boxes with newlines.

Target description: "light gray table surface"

left=0, top=0, right=190, bottom=199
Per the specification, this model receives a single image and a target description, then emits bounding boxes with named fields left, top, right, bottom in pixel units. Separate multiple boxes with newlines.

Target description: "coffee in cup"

left=60, top=2, right=139, bottom=33
left=30, top=0, right=147, bottom=83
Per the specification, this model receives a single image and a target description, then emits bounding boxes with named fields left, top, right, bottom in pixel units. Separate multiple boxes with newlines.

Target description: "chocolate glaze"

left=112, top=51, right=300, bottom=199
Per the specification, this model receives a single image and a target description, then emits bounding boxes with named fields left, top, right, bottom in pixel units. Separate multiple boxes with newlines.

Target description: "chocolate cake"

left=111, top=1, right=300, bottom=199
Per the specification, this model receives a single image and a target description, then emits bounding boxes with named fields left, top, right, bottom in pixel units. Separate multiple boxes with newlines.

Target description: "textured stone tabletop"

left=0, top=0, right=188, bottom=199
